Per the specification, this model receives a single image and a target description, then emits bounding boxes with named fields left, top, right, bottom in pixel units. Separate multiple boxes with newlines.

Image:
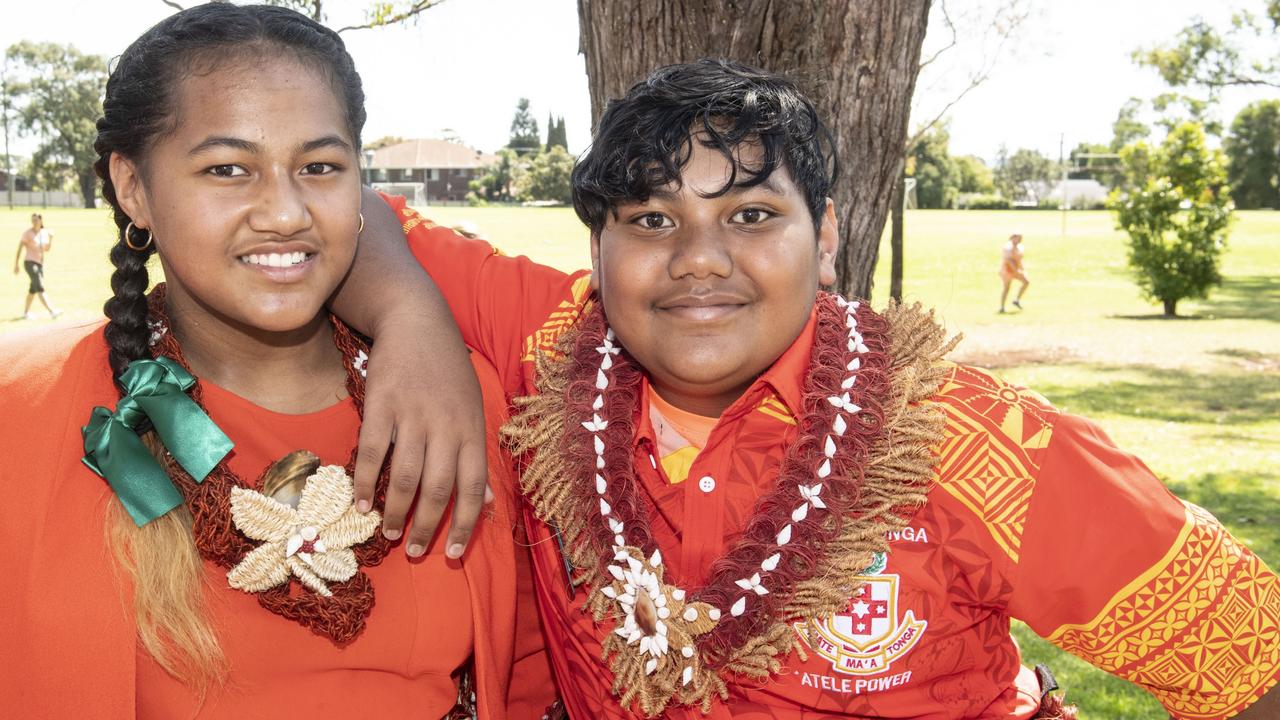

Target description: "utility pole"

left=1059, top=133, right=1068, bottom=240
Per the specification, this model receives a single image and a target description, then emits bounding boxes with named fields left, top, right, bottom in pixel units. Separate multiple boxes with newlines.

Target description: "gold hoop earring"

left=123, top=222, right=153, bottom=251
left=357, top=213, right=365, bottom=235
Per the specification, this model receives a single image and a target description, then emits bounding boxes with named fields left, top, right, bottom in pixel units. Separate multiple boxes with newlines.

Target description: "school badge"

left=796, top=553, right=927, bottom=676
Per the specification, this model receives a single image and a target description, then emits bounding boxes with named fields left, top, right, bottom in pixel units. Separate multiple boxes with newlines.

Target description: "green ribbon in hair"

left=82, top=356, right=234, bottom=526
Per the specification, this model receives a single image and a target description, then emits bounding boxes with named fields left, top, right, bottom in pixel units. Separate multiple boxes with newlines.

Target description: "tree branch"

left=336, top=0, right=447, bottom=33
left=160, top=0, right=184, bottom=9
left=917, top=0, right=956, bottom=73
left=908, top=0, right=1030, bottom=149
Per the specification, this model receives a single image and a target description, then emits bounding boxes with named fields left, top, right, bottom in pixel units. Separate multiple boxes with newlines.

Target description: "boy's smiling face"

left=590, top=138, right=838, bottom=417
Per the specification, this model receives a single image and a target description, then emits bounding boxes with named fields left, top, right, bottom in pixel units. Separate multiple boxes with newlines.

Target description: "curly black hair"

left=572, top=58, right=838, bottom=235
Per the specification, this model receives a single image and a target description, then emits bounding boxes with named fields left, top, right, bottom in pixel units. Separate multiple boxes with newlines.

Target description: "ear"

left=589, top=230, right=602, bottom=292
left=817, top=198, right=839, bottom=287
left=109, top=154, right=153, bottom=230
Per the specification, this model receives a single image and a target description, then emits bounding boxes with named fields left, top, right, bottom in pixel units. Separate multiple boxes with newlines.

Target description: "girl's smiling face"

left=111, top=54, right=361, bottom=336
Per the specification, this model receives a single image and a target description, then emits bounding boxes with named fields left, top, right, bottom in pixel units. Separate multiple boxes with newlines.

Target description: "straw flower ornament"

left=227, top=464, right=381, bottom=597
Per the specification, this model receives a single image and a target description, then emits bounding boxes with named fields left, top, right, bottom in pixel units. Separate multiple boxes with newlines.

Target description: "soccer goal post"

left=372, top=182, right=427, bottom=207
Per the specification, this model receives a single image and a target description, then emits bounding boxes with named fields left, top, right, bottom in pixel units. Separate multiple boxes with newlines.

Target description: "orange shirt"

left=136, top=382, right=473, bottom=717
left=388, top=195, right=1280, bottom=720
left=0, top=321, right=554, bottom=719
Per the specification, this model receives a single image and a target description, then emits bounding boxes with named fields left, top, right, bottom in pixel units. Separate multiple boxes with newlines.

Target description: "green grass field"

left=4, top=205, right=1277, bottom=717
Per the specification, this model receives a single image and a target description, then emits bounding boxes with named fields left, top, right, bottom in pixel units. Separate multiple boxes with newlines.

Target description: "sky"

left=1, top=0, right=1276, bottom=165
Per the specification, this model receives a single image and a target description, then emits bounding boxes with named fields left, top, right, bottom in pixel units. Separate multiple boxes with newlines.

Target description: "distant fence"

left=2, top=191, right=84, bottom=208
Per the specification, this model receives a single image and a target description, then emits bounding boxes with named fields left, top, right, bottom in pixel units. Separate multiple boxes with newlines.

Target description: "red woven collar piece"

left=144, top=284, right=393, bottom=644
left=559, top=292, right=893, bottom=665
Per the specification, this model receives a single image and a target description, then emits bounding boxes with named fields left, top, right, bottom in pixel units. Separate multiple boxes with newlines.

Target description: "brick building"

left=366, top=138, right=495, bottom=204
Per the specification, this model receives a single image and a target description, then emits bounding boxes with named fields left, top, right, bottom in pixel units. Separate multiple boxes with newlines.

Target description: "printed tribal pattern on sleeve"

left=519, top=275, right=593, bottom=363
left=932, top=364, right=1058, bottom=565
left=1047, top=502, right=1280, bottom=720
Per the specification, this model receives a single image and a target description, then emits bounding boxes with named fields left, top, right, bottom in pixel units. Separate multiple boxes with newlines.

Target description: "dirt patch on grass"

left=1213, top=348, right=1280, bottom=372
left=950, top=345, right=1083, bottom=369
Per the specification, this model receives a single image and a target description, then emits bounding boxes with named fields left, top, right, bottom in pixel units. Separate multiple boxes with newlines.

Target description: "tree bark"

left=578, top=0, right=932, bottom=300
left=78, top=168, right=96, bottom=209
left=1163, top=298, right=1177, bottom=316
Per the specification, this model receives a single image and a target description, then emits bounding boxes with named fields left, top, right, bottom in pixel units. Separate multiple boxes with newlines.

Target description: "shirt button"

left=698, top=476, right=716, bottom=493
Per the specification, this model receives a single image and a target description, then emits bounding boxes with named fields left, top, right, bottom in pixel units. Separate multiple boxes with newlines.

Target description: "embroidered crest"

left=796, top=555, right=927, bottom=677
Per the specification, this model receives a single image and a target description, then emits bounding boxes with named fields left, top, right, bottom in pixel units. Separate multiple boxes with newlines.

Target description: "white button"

left=698, top=476, right=716, bottom=493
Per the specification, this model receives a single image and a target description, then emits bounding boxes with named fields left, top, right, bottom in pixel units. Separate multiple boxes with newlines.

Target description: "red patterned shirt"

left=387, top=195, right=1280, bottom=719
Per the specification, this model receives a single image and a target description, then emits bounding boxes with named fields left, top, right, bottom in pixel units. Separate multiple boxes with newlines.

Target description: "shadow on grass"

left=1167, top=472, right=1280, bottom=565
left=1032, top=364, right=1280, bottom=426
left=1198, top=275, right=1280, bottom=322
left=1109, top=275, right=1280, bottom=322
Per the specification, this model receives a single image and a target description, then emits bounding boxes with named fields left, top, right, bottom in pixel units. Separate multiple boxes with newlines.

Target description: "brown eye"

left=302, top=162, right=337, bottom=175
left=637, top=212, right=672, bottom=230
left=208, top=164, right=247, bottom=178
left=732, top=208, right=772, bottom=224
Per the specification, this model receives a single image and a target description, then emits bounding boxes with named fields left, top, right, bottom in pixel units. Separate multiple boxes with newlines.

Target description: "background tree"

left=4, top=41, right=107, bottom=208
left=1133, top=1, right=1280, bottom=98
left=954, top=154, right=995, bottom=194
left=1224, top=99, right=1280, bottom=209
left=1110, top=122, right=1232, bottom=316
left=993, top=147, right=1055, bottom=202
left=507, top=98, right=541, bottom=156
left=907, top=126, right=959, bottom=209
left=518, top=145, right=574, bottom=204
left=162, top=0, right=447, bottom=33
left=364, top=135, right=406, bottom=151
left=545, top=116, right=568, bottom=152
left=1111, top=97, right=1150, bottom=150
left=577, top=0, right=934, bottom=299
left=469, top=147, right=519, bottom=203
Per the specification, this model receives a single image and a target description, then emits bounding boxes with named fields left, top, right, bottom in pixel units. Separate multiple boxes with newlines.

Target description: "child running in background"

left=13, top=212, right=62, bottom=319
left=999, top=232, right=1029, bottom=313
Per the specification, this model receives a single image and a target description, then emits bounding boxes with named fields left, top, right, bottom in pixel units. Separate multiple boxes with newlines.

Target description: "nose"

left=250, top=170, right=312, bottom=237
left=668, top=218, right=733, bottom=280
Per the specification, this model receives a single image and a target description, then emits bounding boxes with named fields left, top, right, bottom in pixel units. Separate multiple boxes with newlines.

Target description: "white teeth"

left=241, top=251, right=310, bottom=267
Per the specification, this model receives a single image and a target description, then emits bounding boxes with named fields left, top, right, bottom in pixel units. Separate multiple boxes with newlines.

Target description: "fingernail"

left=407, top=543, right=425, bottom=557
left=357, top=499, right=371, bottom=514
left=447, top=543, right=465, bottom=559
left=383, top=528, right=401, bottom=541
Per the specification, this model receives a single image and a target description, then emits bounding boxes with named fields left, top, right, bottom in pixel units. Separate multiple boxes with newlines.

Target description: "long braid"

left=98, top=166, right=156, bottom=391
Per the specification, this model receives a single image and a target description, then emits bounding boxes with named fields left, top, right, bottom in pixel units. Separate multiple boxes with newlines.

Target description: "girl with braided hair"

left=0, top=4, right=551, bottom=717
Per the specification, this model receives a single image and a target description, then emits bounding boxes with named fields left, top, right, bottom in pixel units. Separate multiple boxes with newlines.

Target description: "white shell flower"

left=612, top=555, right=671, bottom=658
left=827, top=392, right=861, bottom=415
left=352, top=350, right=369, bottom=378
left=227, top=465, right=380, bottom=598
left=734, top=573, right=769, bottom=596
left=799, top=483, right=827, bottom=510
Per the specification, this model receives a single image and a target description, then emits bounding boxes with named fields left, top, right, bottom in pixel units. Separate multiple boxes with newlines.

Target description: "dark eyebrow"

left=189, top=136, right=258, bottom=156
left=299, top=135, right=353, bottom=154
left=187, top=135, right=353, bottom=157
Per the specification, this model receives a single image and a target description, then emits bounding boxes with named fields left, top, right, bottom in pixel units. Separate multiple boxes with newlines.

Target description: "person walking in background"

left=999, top=232, right=1029, bottom=313
left=13, top=213, right=61, bottom=319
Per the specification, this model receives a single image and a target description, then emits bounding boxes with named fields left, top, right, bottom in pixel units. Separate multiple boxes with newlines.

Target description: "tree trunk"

left=78, top=168, right=96, bottom=209
left=1163, top=298, right=1177, bottom=316
left=889, top=174, right=904, bottom=302
left=578, top=0, right=932, bottom=300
